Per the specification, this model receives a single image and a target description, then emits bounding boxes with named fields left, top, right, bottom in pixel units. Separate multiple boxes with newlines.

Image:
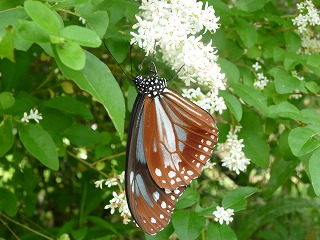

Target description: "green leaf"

left=306, top=54, right=320, bottom=77
left=76, top=2, right=109, bottom=38
left=127, top=85, right=138, bottom=112
left=300, top=109, right=320, bottom=125
left=219, top=90, right=242, bottom=121
left=207, top=223, right=237, bottom=240
left=284, top=32, right=301, bottom=54
left=232, top=83, right=268, bottom=116
left=237, top=198, right=319, bottom=240
left=43, top=96, right=93, bottom=120
left=243, top=132, right=269, bottom=168
left=237, top=0, right=270, bottom=12
left=0, top=6, right=27, bottom=38
left=71, top=227, right=87, bottom=240
left=279, top=129, right=295, bottom=159
left=0, top=116, right=14, bottom=156
left=56, top=41, right=85, bottom=70
left=264, top=158, right=299, bottom=199
left=86, top=11, right=109, bottom=38
left=0, top=92, right=15, bottom=110
left=239, top=111, right=270, bottom=168
left=0, top=188, right=18, bottom=217
left=269, top=68, right=301, bottom=94
left=18, top=123, right=59, bottom=170
left=105, top=37, right=129, bottom=63
left=0, top=26, right=14, bottom=61
left=273, top=47, right=285, bottom=62
left=64, top=125, right=102, bottom=146
left=218, top=58, right=240, bottom=84
left=268, top=101, right=302, bottom=121
left=305, top=81, right=319, bottom=94
left=175, top=188, right=200, bottom=209
left=222, top=187, right=260, bottom=211
left=55, top=50, right=125, bottom=138
left=24, top=0, right=63, bottom=34
left=288, top=125, right=320, bottom=157
left=235, top=18, right=258, bottom=48
left=172, top=211, right=206, bottom=240
left=40, top=108, right=73, bottom=133
left=87, top=216, right=118, bottom=234
left=60, top=26, right=101, bottom=47
left=16, top=20, right=50, bottom=43
left=309, top=148, right=320, bottom=196
left=145, top=223, right=174, bottom=240
left=196, top=202, right=219, bottom=216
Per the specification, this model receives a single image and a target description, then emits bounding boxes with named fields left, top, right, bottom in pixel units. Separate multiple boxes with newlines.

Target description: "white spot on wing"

left=168, top=171, right=176, bottom=178
left=155, top=168, right=162, bottom=176
left=153, top=191, right=160, bottom=202
left=151, top=217, right=156, bottom=223
left=187, top=170, right=194, bottom=175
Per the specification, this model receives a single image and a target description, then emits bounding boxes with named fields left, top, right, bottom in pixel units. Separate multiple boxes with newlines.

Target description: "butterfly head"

left=133, top=75, right=167, bottom=98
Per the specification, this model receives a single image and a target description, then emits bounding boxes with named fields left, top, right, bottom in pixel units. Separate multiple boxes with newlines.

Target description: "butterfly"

left=125, top=66, right=218, bottom=234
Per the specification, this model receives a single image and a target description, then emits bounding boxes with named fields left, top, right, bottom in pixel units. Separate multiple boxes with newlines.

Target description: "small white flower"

left=204, top=161, right=216, bottom=170
left=252, top=62, right=262, bottom=71
left=253, top=72, right=269, bottom=90
left=79, top=17, right=86, bottom=25
left=105, top=178, right=118, bottom=188
left=213, top=206, right=234, bottom=225
left=216, top=126, right=250, bottom=174
left=29, top=109, right=43, bottom=123
left=21, top=108, right=43, bottom=123
left=119, top=171, right=125, bottom=183
left=94, top=180, right=104, bottom=189
left=21, top=112, right=29, bottom=123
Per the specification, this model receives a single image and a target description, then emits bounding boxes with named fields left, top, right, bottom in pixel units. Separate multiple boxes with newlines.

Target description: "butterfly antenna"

left=130, top=43, right=134, bottom=79
left=103, top=39, right=132, bottom=80
left=150, top=61, right=158, bottom=75
left=168, top=65, right=184, bottom=82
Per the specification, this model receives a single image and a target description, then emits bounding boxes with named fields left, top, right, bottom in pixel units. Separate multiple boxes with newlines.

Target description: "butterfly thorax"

left=133, top=75, right=167, bottom=98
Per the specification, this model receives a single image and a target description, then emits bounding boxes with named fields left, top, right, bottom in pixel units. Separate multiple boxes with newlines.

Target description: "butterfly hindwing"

left=143, top=88, right=218, bottom=190
left=126, top=93, right=185, bottom=235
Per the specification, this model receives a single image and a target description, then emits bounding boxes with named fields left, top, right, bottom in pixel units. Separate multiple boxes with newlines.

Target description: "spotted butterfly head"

left=133, top=75, right=167, bottom=98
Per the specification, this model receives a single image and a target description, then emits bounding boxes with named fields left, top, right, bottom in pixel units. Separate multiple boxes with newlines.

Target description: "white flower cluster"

left=252, top=62, right=269, bottom=90
left=104, top=191, right=131, bottom=224
left=212, top=206, right=234, bottom=225
left=131, top=0, right=226, bottom=114
left=94, top=171, right=125, bottom=189
left=292, top=0, right=320, bottom=54
left=21, top=108, right=43, bottom=123
left=182, top=87, right=227, bottom=114
left=95, top=172, right=131, bottom=224
left=216, top=126, right=250, bottom=175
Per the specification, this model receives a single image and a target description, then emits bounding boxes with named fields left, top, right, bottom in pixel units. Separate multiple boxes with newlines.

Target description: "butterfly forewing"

left=126, top=93, right=185, bottom=235
left=143, top=88, right=218, bottom=190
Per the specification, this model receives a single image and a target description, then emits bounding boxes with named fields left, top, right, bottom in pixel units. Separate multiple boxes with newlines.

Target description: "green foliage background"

left=0, top=0, right=320, bottom=239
